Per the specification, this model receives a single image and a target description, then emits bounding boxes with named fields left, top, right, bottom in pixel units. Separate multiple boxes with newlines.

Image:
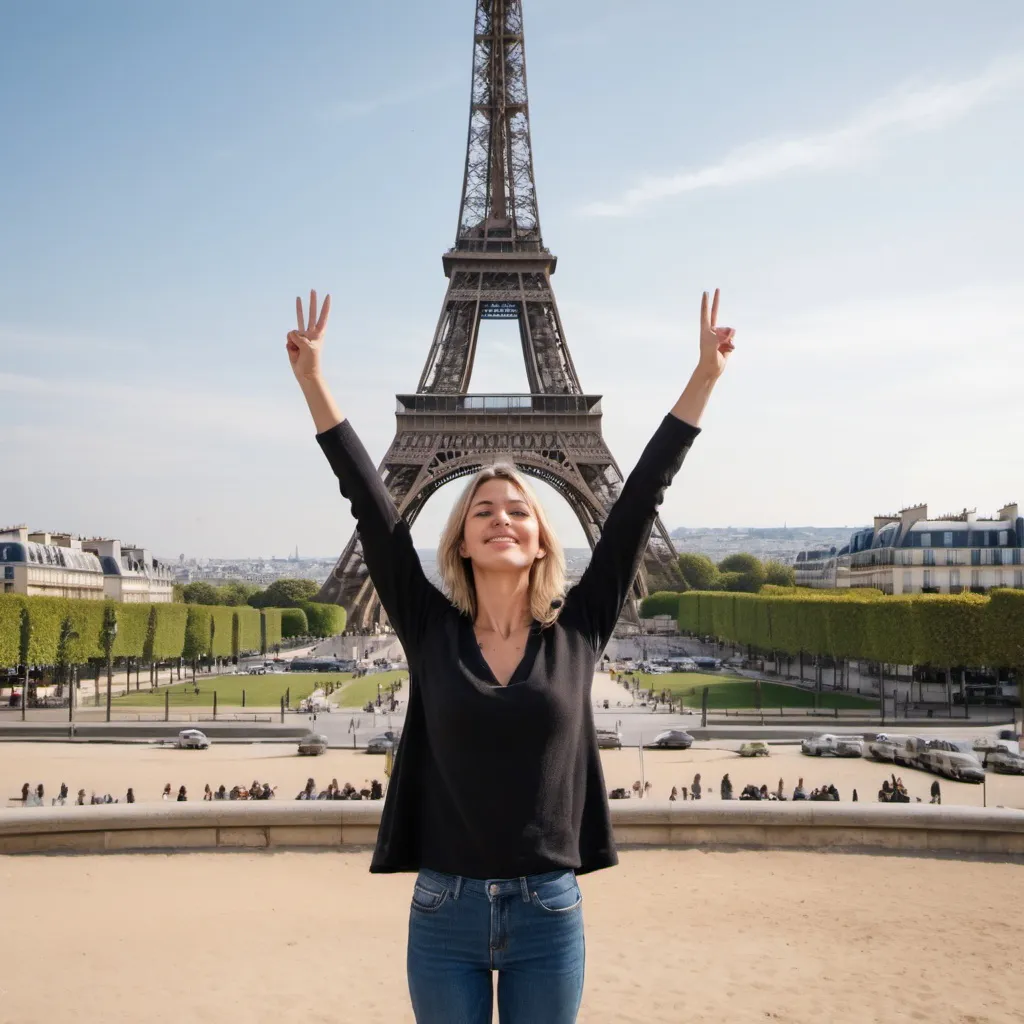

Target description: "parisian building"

left=794, top=504, right=1023, bottom=595
left=0, top=526, right=175, bottom=603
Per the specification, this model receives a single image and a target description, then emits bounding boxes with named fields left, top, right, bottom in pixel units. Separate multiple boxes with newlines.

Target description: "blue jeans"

left=407, top=867, right=585, bottom=1023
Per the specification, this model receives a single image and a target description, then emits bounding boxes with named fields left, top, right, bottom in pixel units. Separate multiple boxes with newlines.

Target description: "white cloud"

left=581, top=55, right=1024, bottom=217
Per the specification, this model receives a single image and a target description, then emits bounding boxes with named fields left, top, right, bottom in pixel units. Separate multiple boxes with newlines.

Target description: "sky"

left=2, top=0, right=1023, bottom=561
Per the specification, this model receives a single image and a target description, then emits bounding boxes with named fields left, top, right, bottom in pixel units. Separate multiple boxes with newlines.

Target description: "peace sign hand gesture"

left=697, top=289, right=736, bottom=381
left=287, top=289, right=332, bottom=383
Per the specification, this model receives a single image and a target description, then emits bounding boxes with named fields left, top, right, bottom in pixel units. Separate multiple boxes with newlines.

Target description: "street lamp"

left=101, top=608, right=118, bottom=724
left=62, top=627, right=80, bottom=730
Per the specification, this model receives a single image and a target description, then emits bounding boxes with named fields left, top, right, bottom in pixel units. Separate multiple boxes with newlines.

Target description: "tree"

left=250, top=578, right=320, bottom=609
left=715, top=571, right=745, bottom=592
left=182, top=582, right=222, bottom=606
left=677, top=553, right=719, bottom=591
left=717, top=553, right=768, bottom=593
left=763, top=559, right=796, bottom=587
left=219, top=582, right=261, bottom=607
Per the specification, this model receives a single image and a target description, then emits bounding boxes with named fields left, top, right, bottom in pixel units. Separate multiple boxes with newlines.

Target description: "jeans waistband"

left=418, top=867, right=575, bottom=901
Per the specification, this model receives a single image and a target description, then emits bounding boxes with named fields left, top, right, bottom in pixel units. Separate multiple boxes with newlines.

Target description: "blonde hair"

left=437, top=463, right=567, bottom=627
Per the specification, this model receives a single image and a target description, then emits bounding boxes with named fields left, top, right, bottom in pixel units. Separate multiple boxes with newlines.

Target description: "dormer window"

left=919, top=533, right=931, bottom=547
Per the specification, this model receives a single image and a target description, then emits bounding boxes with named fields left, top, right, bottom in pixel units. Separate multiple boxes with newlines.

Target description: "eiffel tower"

left=317, top=0, right=682, bottom=625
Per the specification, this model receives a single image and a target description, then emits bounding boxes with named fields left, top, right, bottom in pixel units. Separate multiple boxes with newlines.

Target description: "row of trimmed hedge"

left=0, top=594, right=346, bottom=669
left=674, top=588, right=1024, bottom=669
left=279, top=602, right=347, bottom=640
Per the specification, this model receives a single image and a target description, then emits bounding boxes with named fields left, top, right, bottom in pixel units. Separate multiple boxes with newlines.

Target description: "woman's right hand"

left=287, top=289, right=332, bottom=383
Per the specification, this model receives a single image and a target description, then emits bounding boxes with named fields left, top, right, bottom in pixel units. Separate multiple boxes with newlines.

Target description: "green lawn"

left=112, top=673, right=352, bottom=709
left=630, top=672, right=877, bottom=710
left=336, top=671, right=407, bottom=708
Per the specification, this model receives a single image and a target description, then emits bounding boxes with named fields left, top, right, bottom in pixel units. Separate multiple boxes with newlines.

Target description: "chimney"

left=899, top=504, right=928, bottom=530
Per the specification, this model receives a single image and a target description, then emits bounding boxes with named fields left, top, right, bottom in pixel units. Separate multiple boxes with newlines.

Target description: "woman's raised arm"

left=288, top=290, right=344, bottom=432
left=288, top=291, right=446, bottom=656
left=563, top=290, right=736, bottom=653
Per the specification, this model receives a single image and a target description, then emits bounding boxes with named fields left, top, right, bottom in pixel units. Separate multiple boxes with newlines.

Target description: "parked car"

left=366, top=731, right=401, bottom=754
left=176, top=729, right=210, bottom=750
left=978, top=744, right=1024, bottom=775
left=867, top=733, right=908, bottom=762
left=917, top=748, right=985, bottom=783
left=692, top=657, right=721, bottom=671
left=724, top=654, right=745, bottom=668
left=974, top=734, right=1022, bottom=757
left=297, top=733, right=329, bottom=756
left=596, top=728, right=623, bottom=750
left=668, top=658, right=698, bottom=672
left=644, top=729, right=694, bottom=750
left=801, top=733, right=864, bottom=758
left=739, top=741, right=770, bottom=757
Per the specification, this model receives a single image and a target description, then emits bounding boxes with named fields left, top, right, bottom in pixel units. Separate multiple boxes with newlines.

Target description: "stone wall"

left=2, top=802, right=1023, bottom=856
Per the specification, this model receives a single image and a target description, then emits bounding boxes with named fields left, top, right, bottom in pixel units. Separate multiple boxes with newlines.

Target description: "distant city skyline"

left=166, top=523, right=866, bottom=565
left=3, top=1, right=1022, bottom=559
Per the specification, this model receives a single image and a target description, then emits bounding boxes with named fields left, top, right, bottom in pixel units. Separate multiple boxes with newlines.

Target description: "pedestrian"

left=177, top=785, right=187, bottom=802
left=288, top=284, right=736, bottom=1020
left=691, top=773, right=702, bottom=800
left=720, top=774, right=733, bottom=800
left=162, top=783, right=172, bottom=801
left=930, top=779, right=941, bottom=805
left=669, top=786, right=678, bottom=802
left=126, top=788, right=135, bottom=804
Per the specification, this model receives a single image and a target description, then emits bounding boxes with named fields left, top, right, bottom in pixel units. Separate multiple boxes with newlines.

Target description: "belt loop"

left=520, top=876, right=530, bottom=903
left=454, top=876, right=463, bottom=900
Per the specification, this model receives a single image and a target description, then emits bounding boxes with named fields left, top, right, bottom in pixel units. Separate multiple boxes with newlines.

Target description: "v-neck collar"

left=461, top=615, right=543, bottom=688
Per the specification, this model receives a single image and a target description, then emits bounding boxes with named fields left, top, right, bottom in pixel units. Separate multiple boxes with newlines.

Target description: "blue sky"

left=2, top=0, right=1023, bottom=560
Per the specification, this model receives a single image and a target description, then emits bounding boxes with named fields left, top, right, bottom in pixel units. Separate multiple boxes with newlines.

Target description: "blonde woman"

left=289, top=288, right=735, bottom=1024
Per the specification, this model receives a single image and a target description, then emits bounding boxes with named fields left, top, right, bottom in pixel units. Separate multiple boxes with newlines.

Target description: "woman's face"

left=459, top=477, right=545, bottom=574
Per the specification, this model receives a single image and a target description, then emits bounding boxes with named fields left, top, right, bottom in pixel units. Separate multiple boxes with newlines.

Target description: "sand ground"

left=3, top=743, right=1023, bottom=809
left=0, top=848, right=1020, bottom=1024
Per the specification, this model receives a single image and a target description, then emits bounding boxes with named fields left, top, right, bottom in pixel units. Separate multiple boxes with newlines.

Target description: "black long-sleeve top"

left=316, top=413, right=700, bottom=878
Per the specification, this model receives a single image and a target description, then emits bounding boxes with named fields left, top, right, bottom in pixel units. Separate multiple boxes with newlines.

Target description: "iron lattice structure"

left=317, top=0, right=682, bottom=626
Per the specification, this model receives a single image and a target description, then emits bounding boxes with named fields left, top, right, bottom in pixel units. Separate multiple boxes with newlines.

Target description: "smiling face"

left=458, top=477, right=546, bottom=574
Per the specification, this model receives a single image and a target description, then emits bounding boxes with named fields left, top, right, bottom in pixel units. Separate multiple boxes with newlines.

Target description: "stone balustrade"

left=2, top=802, right=1023, bottom=856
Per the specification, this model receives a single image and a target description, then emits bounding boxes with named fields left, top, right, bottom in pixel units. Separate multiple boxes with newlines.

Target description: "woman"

left=288, top=287, right=735, bottom=1024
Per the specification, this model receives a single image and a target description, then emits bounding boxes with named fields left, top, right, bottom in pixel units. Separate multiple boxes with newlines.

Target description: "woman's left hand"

left=697, top=289, right=736, bottom=380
